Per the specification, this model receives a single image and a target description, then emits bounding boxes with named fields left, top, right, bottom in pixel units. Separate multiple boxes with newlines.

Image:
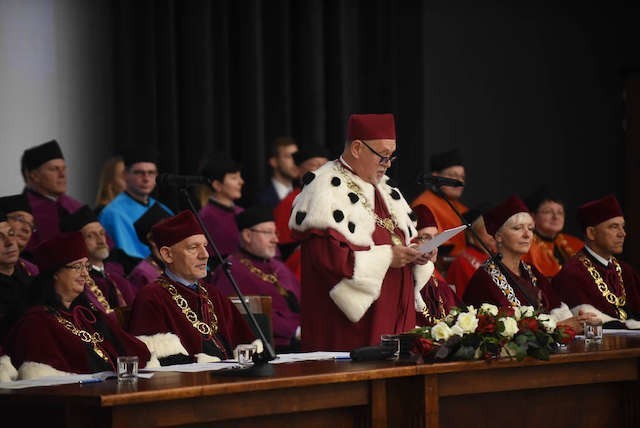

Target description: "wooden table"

left=2, top=335, right=640, bottom=428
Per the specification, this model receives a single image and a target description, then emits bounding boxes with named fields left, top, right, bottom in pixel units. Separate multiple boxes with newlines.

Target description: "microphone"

left=155, top=173, right=211, bottom=187
left=418, top=174, right=464, bottom=188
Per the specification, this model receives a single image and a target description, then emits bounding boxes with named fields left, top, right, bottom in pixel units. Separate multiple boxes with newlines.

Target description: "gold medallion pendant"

left=391, top=234, right=403, bottom=246
left=619, top=308, right=628, bottom=321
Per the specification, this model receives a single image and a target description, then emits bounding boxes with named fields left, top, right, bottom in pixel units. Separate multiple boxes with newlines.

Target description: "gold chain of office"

left=335, top=163, right=403, bottom=245
left=54, top=310, right=110, bottom=363
left=579, top=254, right=627, bottom=320
left=239, top=257, right=290, bottom=299
left=158, top=278, right=219, bottom=336
left=86, top=276, right=113, bottom=314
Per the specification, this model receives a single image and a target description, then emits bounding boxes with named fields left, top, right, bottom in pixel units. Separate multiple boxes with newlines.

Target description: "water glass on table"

left=117, top=355, right=139, bottom=383
left=380, top=334, right=400, bottom=360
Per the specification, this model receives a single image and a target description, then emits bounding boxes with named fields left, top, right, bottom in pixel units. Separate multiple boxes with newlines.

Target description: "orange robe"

left=411, top=190, right=468, bottom=256
left=523, top=231, right=584, bottom=279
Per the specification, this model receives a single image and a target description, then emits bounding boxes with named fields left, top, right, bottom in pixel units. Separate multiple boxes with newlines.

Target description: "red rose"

left=412, top=337, right=434, bottom=357
left=559, top=326, right=577, bottom=344
left=498, top=306, right=515, bottom=318
left=518, top=317, right=539, bottom=332
left=477, top=314, right=497, bottom=333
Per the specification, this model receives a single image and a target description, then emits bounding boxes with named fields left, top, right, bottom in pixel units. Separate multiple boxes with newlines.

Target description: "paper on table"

left=415, top=224, right=467, bottom=253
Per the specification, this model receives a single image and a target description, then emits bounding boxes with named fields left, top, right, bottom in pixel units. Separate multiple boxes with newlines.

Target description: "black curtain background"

left=109, top=1, right=640, bottom=237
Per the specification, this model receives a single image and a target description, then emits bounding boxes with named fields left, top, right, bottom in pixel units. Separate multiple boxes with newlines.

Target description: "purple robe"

left=210, top=251, right=301, bottom=349
left=24, top=189, right=84, bottom=253
left=199, top=200, right=243, bottom=259
left=89, top=265, right=136, bottom=307
left=127, top=258, right=163, bottom=293
left=17, top=258, right=39, bottom=277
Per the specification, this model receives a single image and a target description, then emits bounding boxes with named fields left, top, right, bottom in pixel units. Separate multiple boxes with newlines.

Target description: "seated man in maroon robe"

left=127, top=203, right=170, bottom=292
left=412, top=205, right=461, bottom=326
left=552, top=195, right=640, bottom=328
left=128, top=210, right=257, bottom=364
left=20, top=140, right=84, bottom=255
left=60, top=206, right=136, bottom=314
left=211, top=206, right=301, bottom=353
left=290, top=113, right=434, bottom=351
left=4, top=232, right=153, bottom=380
left=0, top=194, right=39, bottom=277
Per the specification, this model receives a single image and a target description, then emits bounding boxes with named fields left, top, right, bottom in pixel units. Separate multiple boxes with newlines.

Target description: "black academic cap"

left=134, top=203, right=171, bottom=245
left=430, top=148, right=463, bottom=172
left=235, top=205, right=274, bottom=231
left=21, top=140, right=64, bottom=172
left=60, top=205, right=99, bottom=232
left=524, top=186, right=563, bottom=212
left=121, top=145, right=159, bottom=168
left=0, top=194, right=31, bottom=214
left=0, top=211, right=6, bottom=223
left=200, top=153, right=242, bottom=183
left=292, top=146, right=331, bottom=165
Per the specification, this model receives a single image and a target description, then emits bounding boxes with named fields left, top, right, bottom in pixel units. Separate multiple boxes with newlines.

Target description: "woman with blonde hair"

left=94, top=156, right=126, bottom=215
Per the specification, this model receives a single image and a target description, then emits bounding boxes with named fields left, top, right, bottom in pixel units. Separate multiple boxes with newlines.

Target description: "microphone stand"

left=179, top=187, right=276, bottom=376
left=429, top=185, right=541, bottom=308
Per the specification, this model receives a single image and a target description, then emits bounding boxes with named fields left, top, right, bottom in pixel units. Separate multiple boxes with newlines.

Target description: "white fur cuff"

left=195, top=353, right=221, bottom=363
left=0, top=355, right=18, bottom=382
left=550, top=302, right=574, bottom=322
left=329, top=244, right=392, bottom=323
left=18, top=361, right=74, bottom=381
left=571, top=303, right=640, bottom=329
left=136, top=332, right=189, bottom=359
left=412, top=261, right=434, bottom=312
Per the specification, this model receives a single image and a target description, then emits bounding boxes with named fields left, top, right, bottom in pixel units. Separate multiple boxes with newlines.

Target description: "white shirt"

left=584, top=245, right=612, bottom=267
left=272, top=177, right=293, bottom=201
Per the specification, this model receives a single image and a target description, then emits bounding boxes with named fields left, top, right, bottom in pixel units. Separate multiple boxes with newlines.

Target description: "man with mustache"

left=553, top=194, right=640, bottom=328
left=60, top=205, right=136, bottom=314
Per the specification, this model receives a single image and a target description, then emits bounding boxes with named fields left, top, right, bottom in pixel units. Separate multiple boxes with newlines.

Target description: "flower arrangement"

left=408, top=304, right=576, bottom=362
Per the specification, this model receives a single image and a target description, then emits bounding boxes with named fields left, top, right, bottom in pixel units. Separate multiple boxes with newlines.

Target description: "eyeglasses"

left=6, top=214, right=37, bottom=232
left=63, top=262, right=91, bottom=272
left=249, top=229, right=279, bottom=238
left=361, top=140, right=398, bottom=165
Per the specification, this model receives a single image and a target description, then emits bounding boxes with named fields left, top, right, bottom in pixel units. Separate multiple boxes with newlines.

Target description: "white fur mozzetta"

left=19, top=361, right=73, bottom=380
left=0, top=354, right=18, bottom=382
left=549, top=302, right=574, bottom=322
left=136, top=332, right=189, bottom=359
left=571, top=304, right=640, bottom=329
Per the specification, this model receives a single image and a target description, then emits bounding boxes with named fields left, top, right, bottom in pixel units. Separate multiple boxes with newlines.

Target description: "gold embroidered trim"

left=85, top=277, right=113, bottom=314
left=54, top=310, right=109, bottom=362
left=579, top=254, right=627, bottom=320
left=158, top=278, right=219, bottom=336
left=421, top=277, right=447, bottom=325
left=239, top=257, right=290, bottom=299
left=335, top=163, right=402, bottom=245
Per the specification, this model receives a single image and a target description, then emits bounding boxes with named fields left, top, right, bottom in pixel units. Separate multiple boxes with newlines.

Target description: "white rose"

left=450, top=325, right=464, bottom=337
left=431, top=322, right=453, bottom=341
left=466, top=305, right=477, bottom=316
left=537, top=314, right=557, bottom=333
left=480, top=303, right=498, bottom=316
left=455, top=312, right=479, bottom=333
left=499, top=317, right=519, bottom=338
left=513, top=306, right=522, bottom=320
left=445, top=307, right=459, bottom=324
left=520, top=306, right=535, bottom=318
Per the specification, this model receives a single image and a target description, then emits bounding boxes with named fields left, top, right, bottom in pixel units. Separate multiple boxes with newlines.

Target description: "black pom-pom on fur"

left=295, top=211, right=307, bottom=225
left=331, top=177, right=341, bottom=187
left=390, top=189, right=401, bottom=200
left=348, top=222, right=356, bottom=233
left=333, top=210, right=344, bottom=223
left=348, top=192, right=359, bottom=204
left=302, top=172, right=316, bottom=186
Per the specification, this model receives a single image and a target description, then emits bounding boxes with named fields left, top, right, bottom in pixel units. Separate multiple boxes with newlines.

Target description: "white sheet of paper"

left=415, top=224, right=467, bottom=253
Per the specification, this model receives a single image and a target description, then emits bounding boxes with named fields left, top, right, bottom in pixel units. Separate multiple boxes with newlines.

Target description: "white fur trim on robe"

left=571, top=304, right=640, bottom=329
left=549, top=302, right=574, bottom=323
left=195, top=353, right=221, bottom=363
left=18, top=361, right=74, bottom=380
left=330, top=244, right=393, bottom=323
left=136, top=332, right=189, bottom=359
left=412, top=261, right=435, bottom=313
left=0, top=355, right=18, bottom=382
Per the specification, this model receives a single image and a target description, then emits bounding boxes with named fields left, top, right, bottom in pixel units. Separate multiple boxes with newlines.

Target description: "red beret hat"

left=33, top=232, right=88, bottom=274
left=151, top=210, right=203, bottom=248
left=414, top=204, right=437, bottom=230
left=347, top=113, right=396, bottom=141
left=578, top=194, right=623, bottom=229
left=483, top=195, right=529, bottom=236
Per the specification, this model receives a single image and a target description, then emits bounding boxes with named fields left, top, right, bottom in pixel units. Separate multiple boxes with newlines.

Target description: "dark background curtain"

left=109, top=1, right=640, bottom=238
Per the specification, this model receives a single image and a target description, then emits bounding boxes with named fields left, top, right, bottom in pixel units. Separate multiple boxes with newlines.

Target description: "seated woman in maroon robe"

left=463, top=195, right=596, bottom=333
left=4, top=232, right=154, bottom=380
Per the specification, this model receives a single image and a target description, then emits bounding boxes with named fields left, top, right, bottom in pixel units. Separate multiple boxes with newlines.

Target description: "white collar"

left=584, top=245, right=612, bottom=267
left=271, top=177, right=292, bottom=200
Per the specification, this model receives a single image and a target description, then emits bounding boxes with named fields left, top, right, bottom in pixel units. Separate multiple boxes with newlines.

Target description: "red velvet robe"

left=5, top=300, right=150, bottom=374
left=464, top=260, right=560, bottom=311
left=447, top=245, right=489, bottom=299
left=552, top=249, right=640, bottom=320
left=416, top=276, right=462, bottom=326
left=128, top=274, right=255, bottom=358
left=90, top=266, right=136, bottom=307
left=298, top=189, right=416, bottom=352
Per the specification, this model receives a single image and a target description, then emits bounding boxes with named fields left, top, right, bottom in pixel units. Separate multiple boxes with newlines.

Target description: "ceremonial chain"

left=335, top=163, right=403, bottom=245
left=240, top=257, right=289, bottom=299
left=421, top=277, right=447, bottom=325
left=158, top=278, right=219, bottom=337
left=579, top=254, right=627, bottom=320
left=485, top=260, right=521, bottom=307
left=54, top=310, right=109, bottom=362
left=86, top=277, right=113, bottom=314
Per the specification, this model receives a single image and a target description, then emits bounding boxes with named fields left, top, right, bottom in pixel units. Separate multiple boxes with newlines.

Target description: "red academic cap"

left=347, top=114, right=396, bottom=141
left=414, top=204, right=437, bottom=229
left=483, top=194, right=529, bottom=236
left=33, top=232, right=88, bottom=274
left=577, top=194, right=623, bottom=229
left=151, top=210, right=203, bottom=248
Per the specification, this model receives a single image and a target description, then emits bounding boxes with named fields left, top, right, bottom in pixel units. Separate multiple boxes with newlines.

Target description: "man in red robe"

left=290, top=113, right=434, bottom=351
left=552, top=195, right=640, bottom=328
left=128, top=210, right=256, bottom=363
left=411, top=149, right=468, bottom=259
